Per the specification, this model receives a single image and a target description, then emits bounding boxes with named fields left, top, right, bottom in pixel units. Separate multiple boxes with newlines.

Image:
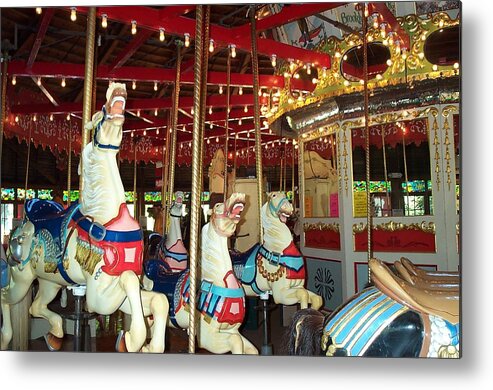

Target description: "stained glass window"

left=17, top=189, right=36, bottom=200
left=38, top=189, right=53, bottom=200
left=1, top=188, right=15, bottom=201
left=63, top=190, right=79, bottom=202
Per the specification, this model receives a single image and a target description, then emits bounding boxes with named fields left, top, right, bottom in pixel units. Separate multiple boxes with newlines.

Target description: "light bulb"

left=66, top=113, right=71, bottom=121
left=335, top=51, right=341, bottom=58
left=101, top=14, right=108, bottom=28
left=368, top=35, right=374, bottom=42
left=453, top=62, right=459, bottom=69
left=33, top=114, right=37, bottom=122
left=380, top=23, right=386, bottom=38
left=402, top=49, right=408, bottom=60
left=49, top=114, right=54, bottom=121
left=376, top=74, right=383, bottom=80
left=159, top=28, right=165, bottom=42
left=137, top=110, right=141, bottom=117
left=184, top=33, right=190, bottom=48
left=432, top=64, right=438, bottom=71
left=219, top=85, right=223, bottom=94
left=11, top=76, right=16, bottom=85
left=15, top=115, right=19, bottom=123
left=230, top=44, right=236, bottom=58
left=293, top=73, right=300, bottom=79
left=372, top=13, right=379, bottom=29
left=312, top=78, right=318, bottom=84
left=191, top=107, right=194, bottom=115
left=37, top=77, right=41, bottom=86
left=156, top=128, right=159, bottom=135
left=239, top=86, right=243, bottom=95
left=143, top=130, right=146, bottom=136
left=154, top=108, right=158, bottom=116
left=131, top=20, right=137, bottom=35
left=322, top=67, right=327, bottom=77
left=70, top=7, right=77, bottom=22
left=132, top=80, right=136, bottom=90
left=209, top=107, right=212, bottom=115
left=343, top=80, right=350, bottom=87
left=244, top=106, right=248, bottom=113
left=216, top=137, right=219, bottom=143
left=36, top=7, right=42, bottom=15
left=61, top=78, right=66, bottom=87
left=207, top=138, right=210, bottom=144
left=238, top=118, right=242, bottom=125
left=289, top=59, right=295, bottom=72
left=154, top=81, right=158, bottom=91
left=307, top=63, right=311, bottom=75
left=210, top=122, right=213, bottom=129
left=271, top=54, right=277, bottom=67
left=209, top=39, right=214, bottom=53
left=386, top=59, right=392, bottom=66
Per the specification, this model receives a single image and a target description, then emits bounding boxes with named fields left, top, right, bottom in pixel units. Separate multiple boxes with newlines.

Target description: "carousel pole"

left=362, top=3, right=372, bottom=282
left=291, top=142, right=295, bottom=208
left=133, top=141, right=138, bottom=218
left=223, top=45, right=232, bottom=201
left=167, top=43, right=183, bottom=217
left=250, top=4, right=272, bottom=356
left=187, top=4, right=206, bottom=354
left=0, top=53, right=7, bottom=170
left=381, top=128, right=390, bottom=215
left=161, top=118, right=171, bottom=234
left=67, top=117, right=72, bottom=207
left=79, top=7, right=97, bottom=196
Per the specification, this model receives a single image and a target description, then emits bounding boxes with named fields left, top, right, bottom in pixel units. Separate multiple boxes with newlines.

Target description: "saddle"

left=400, top=257, right=460, bottom=281
left=394, top=260, right=460, bottom=291
left=369, top=258, right=459, bottom=324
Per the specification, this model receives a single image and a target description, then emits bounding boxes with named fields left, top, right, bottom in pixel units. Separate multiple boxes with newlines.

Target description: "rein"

left=268, top=196, right=289, bottom=217
left=93, top=105, right=120, bottom=151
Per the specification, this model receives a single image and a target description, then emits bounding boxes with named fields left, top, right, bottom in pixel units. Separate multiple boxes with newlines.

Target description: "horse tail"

left=284, top=308, right=325, bottom=356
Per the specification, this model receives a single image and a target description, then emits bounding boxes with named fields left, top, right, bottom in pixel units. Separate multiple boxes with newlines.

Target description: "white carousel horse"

left=208, top=148, right=235, bottom=195
left=143, top=191, right=188, bottom=280
left=232, top=192, right=323, bottom=309
left=143, top=192, right=258, bottom=354
left=1, top=83, right=168, bottom=353
left=286, top=258, right=460, bottom=357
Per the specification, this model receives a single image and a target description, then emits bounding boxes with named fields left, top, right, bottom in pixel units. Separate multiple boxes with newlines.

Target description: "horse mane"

left=283, top=308, right=325, bottom=356
left=79, top=142, right=125, bottom=219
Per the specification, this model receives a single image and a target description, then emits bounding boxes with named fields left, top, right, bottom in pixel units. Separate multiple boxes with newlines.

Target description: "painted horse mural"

left=144, top=191, right=188, bottom=276
left=232, top=192, right=323, bottom=309
left=143, top=193, right=258, bottom=354
left=1, top=83, right=168, bottom=353
left=286, top=258, right=460, bottom=357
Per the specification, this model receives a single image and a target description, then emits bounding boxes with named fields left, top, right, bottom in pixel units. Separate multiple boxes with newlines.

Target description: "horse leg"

left=119, top=290, right=168, bottom=353
left=29, top=279, right=63, bottom=351
left=115, top=270, right=147, bottom=352
left=199, top=322, right=245, bottom=354
left=1, top=268, right=36, bottom=350
left=271, top=282, right=309, bottom=309
left=307, top=290, right=323, bottom=310
left=240, top=334, right=259, bottom=354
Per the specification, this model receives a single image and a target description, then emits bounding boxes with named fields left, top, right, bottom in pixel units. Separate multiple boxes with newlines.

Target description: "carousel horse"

left=232, top=192, right=323, bottom=309
left=143, top=192, right=258, bottom=354
left=143, top=191, right=188, bottom=279
left=1, top=83, right=168, bottom=353
left=208, top=148, right=235, bottom=196
left=286, top=258, right=460, bottom=358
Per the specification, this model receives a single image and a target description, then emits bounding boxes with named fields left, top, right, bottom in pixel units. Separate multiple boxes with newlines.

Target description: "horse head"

left=210, top=192, right=246, bottom=237
left=265, top=191, right=293, bottom=224
left=170, top=191, right=186, bottom=218
left=90, top=82, right=127, bottom=152
left=7, top=221, right=35, bottom=266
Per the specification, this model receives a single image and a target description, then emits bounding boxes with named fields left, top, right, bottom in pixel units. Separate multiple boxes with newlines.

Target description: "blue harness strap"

left=258, top=245, right=304, bottom=271
left=92, top=106, right=120, bottom=151
left=198, top=279, right=244, bottom=319
left=164, top=247, right=188, bottom=262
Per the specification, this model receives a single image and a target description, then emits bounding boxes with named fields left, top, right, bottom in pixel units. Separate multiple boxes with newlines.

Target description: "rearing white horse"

left=1, top=83, right=168, bottom=353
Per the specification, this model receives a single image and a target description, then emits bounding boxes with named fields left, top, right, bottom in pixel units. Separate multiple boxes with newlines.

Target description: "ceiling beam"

left=27, top=8, right=55, bottom=70
left=9, top=60, right=311, bottom=90
left=75, top=6, right=331, bottom=68
left=107, top=29, right=153, bottom=72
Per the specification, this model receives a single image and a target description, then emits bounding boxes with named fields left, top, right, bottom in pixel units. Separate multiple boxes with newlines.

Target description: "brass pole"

left=168, top=44, right=183, bottom=209
left=133, top=141, right=138, bottom=218
left=0, top=54, right=7, bottom=171
left=330, top=134, right=336, bottom=169
left=24, top=124, right=33, bottom=206
left=162, top=118, right=171, bottom=234
left=79, top=7, right=97, bottom=195
left=67, top=118, right=72, bottom=206
left=250, top=5, right=264, bottom=243
left=283, top=142, right=287, bottom=192
left=279, top=146, right=283, bottom=191
left=381, top=128, right=390, bottom=216
left=188, top=4, right=205, bottom=354
left=402, top=128, right=410, bottom=214
left=298, top=140, right=305, bottom=221
left=362, top=4, right=372, bottom=281
left=291, top=142, right=295, bottom=205
left=223, top=47, right=231, bottom=201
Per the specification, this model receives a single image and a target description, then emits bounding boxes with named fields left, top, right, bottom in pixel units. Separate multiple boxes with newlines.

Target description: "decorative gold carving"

left=267, top=12, right=460, bottom=125
left=438, top=345, right=459, bottom=359
left=303, top=222, right=340, bottom=233
left=257, top=255, right=284, bottom=282
left=353, top=221, right=436, bottom=234
left=75, top=239, right=103, bottom=275
left=431, top=109, right=441, bottom=190
left=442, top=105, right=458, bottom=191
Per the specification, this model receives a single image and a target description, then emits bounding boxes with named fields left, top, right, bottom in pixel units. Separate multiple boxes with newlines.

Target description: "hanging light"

left=131, top=20, right=137, bottom=35
left=208, top=106, right=212, bottom=115
left=401, top=48, right=408, bottom=60
left=49, top=113, right=54, bottom=121
left=219, top=85, right=223, bottom=94
left=216, top=136, right=219, bottom=143
left=33, top=114, right=37, bottom=122
left=207, top=138, right=210, bottom=144
left=306, top=63, right=312, bottom=75
left=36, top=7, right=42, bottom=15
left=289, top=59, right=295, bottom=72
left=137, top=110, right=141, bottom=117
left=244, top=105, right=248, bottom=113
left=210, top=122, right=213, bottom=129
left=132, top=80, right=136, bottom=90
left=271, top=54, right=277, bottom=67
left=372, top=13, right=379, bottom=29
left=36, top=77, right=42, bottom=86
left=156, top=128, right=160, bottom=135
left=70, top=7, right=77, bottom=22
left=184, top=33, right=190, bottom=48
left=101, top=14, right=108, bottom=28
left=154, top=81, right=158, bottom=91
left=159, top=28, right=165, bottom=42
left=66, top=113, right=71, bottom=121
left=239, top=86, right=243, bottom=95
left=380, top=23, right=386, bottom=38
left=258, top=88, right=262, bottom=97
left=191, top=107, right=194, bottom=115
left=15, top=115, right=19, bottom=123
left=143, top=130, right=147, bottom=136
left=230, top=44, right=236, bottom=58
left=154, top=108, right=158, bottom=116
left=11, top=76, right=16, bottom=85
left=388, top=32, right=394, bottom=46
left=61, top=78, right=66, bottom=87
left=209, top=39, right=215, bottom=53
left=238, top=118, right=242, bottom=125
left=432, top=64, right=438, bottom=71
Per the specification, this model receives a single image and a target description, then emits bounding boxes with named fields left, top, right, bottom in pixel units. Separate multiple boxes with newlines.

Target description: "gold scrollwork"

left=353, top=221, right=436, bottom=234
left=442, top=105, right=457, bottom=191
left=431, top=109, right=441, bottom=190
left=304, top=222, right=340, bottom=233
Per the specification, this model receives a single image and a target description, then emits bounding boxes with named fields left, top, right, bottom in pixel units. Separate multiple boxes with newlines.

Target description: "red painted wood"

left=305, top=228, right=341, bottom=250
left=27, top=8, right=55, bottom=70
left=354, top=228, right=436, bottom=253
left=107, top=29, right=154, bottom=72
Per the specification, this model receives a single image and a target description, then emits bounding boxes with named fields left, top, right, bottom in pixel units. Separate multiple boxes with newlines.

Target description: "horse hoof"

left=115, top=330, right=127, bottom=352
left=44, top=333, right=63, bottom=351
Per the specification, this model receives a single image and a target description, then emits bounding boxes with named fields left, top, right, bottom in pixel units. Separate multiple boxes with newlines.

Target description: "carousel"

left=0, top=2, right=460, bottom=357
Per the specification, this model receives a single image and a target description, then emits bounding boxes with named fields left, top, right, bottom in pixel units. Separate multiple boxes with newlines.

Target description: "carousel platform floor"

left=26, top=296, right=294, bottom=355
